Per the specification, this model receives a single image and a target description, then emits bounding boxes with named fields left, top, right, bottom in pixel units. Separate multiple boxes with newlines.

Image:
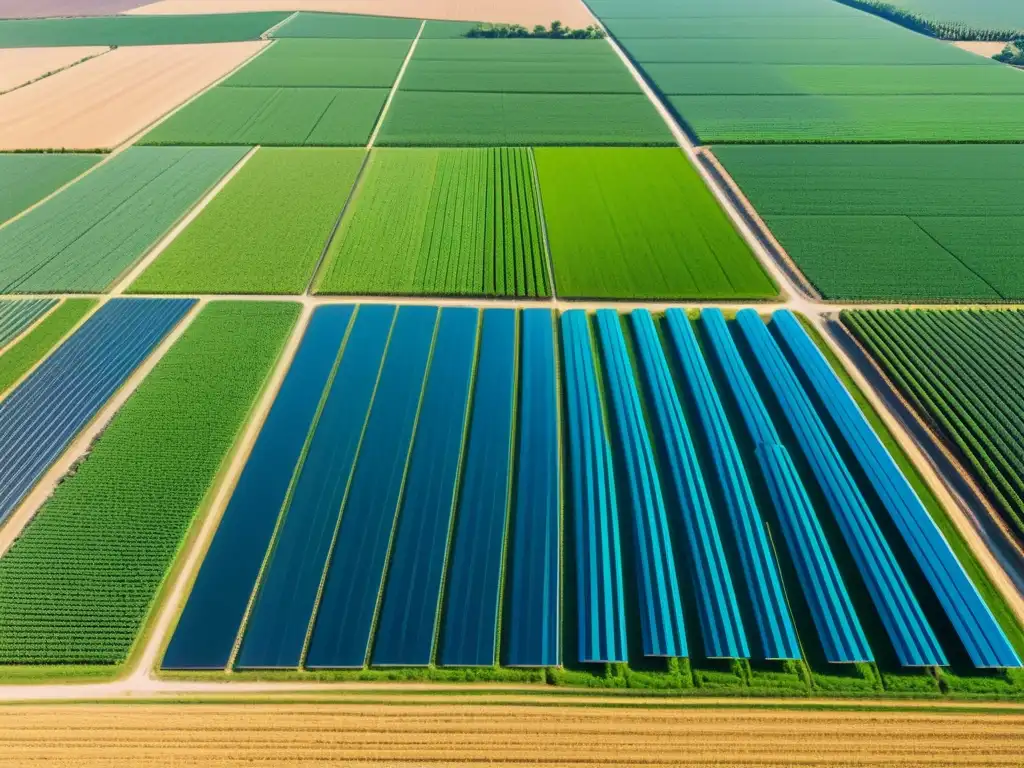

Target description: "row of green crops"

left=271, top=11, right=422, bottom=39
left=714, top=144, right=1023, bottom=301
left=0, top=301, right=298, bottom=664
left=843, top=309, right=1024, bottom=543
left=535, top=148, right=775, bottom=299
left=224, top=39, right=412, bottom=89
left=130, top=149, right=365, bottom=295
left=0, top=299, right=95, bottom=395
left=0, top=146, right=246, bottom=294
left=140, top=87, right=388, bottom=147
left=315, top=148, right=548, bottom=297
left=0, top=154, right=100, bottom=227
left=591, top=0, right=1024, bottom=143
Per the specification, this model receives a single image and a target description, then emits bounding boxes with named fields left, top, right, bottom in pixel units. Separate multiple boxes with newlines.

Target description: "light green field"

left=224, top=39, right=411, bottom=88
left=0, top=154, right=100, bottom=227
left=131, top=149, right=364, bottom=295
left=316, top=148, right=548, bottom=297
left=535, top=148, right=774, bottom=299
left=0, top=299, right=94, bottom=395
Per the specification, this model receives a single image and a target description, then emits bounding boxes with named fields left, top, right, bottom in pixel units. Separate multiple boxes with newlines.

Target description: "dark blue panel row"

left=0, top=297, right=194, bottom=525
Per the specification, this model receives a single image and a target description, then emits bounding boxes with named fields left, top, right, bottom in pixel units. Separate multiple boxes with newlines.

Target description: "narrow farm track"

left=1, top=702, right=1023, bottom=766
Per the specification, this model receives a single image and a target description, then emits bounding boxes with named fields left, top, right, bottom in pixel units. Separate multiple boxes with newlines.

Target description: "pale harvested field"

left=0, top=41, right=266, bottom=150
left=0, top=46, right=108, bottom=94
left=0, top=0, right=154, bottom=16
left=129, top=0, right=597, bottom=28
left=1, top=703, right=1022, bottom=766
left=952, top=41, right=1007, bottom=57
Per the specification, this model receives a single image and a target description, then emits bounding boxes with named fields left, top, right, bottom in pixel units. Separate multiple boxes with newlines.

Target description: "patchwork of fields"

left=0, top=0, right=1023, bottom=725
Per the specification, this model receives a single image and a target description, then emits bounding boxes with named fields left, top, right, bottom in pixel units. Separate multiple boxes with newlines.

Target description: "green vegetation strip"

left=224, top=39, right=411, bottom=89
left=535, top=148, right=774, bottom=299
left=131, top=149, right=364, bottom=295
left=0, top=154, right=101, bottom=227
left=0, top=301, right=298, bottom=665
left=714, top=144, right=1022, bottom=301
left=0, top=299, right=95, bottom=395
left=316, top=148, right=548, bottom=297
left=141, top=87, right=388, bottom=147
left=272, top=12, right=422, bottom=39
left=0, top=13, right=288, bottom=47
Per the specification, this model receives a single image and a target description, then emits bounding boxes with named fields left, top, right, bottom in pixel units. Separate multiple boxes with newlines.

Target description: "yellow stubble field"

left=0, top=46, right=110, bottom=94
left=1, top=702, right=1022, bottom=766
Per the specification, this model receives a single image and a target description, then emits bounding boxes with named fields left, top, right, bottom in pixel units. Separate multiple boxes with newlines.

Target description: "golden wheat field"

left=1, top=702, right=1022, bottom=766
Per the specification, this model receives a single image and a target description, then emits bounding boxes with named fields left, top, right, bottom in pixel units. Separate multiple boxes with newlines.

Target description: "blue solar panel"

left=596, top=309, right=687, bottom=658
left=440, top=309, right=517, bottom=667
left=372, top=307, right=479, bottom=667
left=698, top=308, right=872, bottom=664
left=236, top=304, right=394, bottom=669
left=506, top=308, right=561, bottom=668
left=736, top=309, right=946, bottom=668
left=656, top=309, right=797, bottom=661
left=0, top=297, right=194, bottom=525
left=773, top=310, right=1020, bottom=670
left=163, top=305, right=353, bottom=670
left=561, top=310, right=628, bottom=664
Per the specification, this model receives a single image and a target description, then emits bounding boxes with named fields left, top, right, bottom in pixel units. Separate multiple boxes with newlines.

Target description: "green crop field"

left=140, top=86, right=387, bottom=147
left=715, top=144, right=1023, bottom=300
left=419, top=20, right=479, bottom=38
left=647, top=63, right=1024, bottom=95
left=888, top=0, right=1023, bottom=33
left=0, top=299, right=56, bottom=349
left=844, top=309, right=1024, bottom=542
left=400, top=58, right=639, bottom=94
left=0, top=301, right=298, bottom=665
left=224, top=39, right=411, bottom=89
left=413, top=39, right=619, bottom=61
left=316, top=148, right=548, bottom=297
left=131, top=148, right=364, bottom=295
left=272, top=11, right=422, bottom=39
left=0, top=12, right=287, bottom=47
left=0, top=299, right=94, bottom=395
left=534, top=148, right=774, bottom=299
left=376, top=92, right=672, bottom=146
left=0, top=154, right=101, bottom=226
left=0, top=147, right=246, bottom=294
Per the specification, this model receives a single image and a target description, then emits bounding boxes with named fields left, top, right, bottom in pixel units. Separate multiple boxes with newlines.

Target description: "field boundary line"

left=132, top=303, right=315, bottom=682
left=813, top=313, right=1024, bottom=627
left=0, top=299, right=61, bottom=358
left=581, top=5, right=816, bottom=309
left=0, top=299, right=201, bottom=559
left=366, top=20, right=424, bottom=150
left=0, top=298, right=103, bottom=409
left=110, top=146, right=261, bottom=296
left=0, top=46, right=111, bottom=98
left=528, top=148, right=558, bottom=303
left=261, top=11, right=298, bottom=39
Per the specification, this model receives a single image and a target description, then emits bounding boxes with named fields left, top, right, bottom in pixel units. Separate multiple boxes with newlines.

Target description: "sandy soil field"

left=0, top=0, right=155, bottom=16
left=129, top=0, right=596, bottom=28
left=0, top=40, right=266, bottom=150
left=1, top=702, right=1022, bottom=766
left=953, top=41, right=1007, bottom=57
left=0, top=46, right=109, bottom=93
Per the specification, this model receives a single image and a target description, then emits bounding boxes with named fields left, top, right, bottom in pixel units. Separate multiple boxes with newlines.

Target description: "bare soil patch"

left=0, top=46, right=108, bottom=93
left=953, top=41, right=1007, bottom=58
left=0, top=40, right=266, bottom=150
left=1, top=703, right=1021, bottom=766
left=129, top=0, right=596, bottom=28
left=0, top=0, right=156, bottom=17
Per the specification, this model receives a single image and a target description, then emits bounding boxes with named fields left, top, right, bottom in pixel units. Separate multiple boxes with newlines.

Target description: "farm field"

left=140, top=85, right=388, bottom=146
left=0, top=41, right=267, bottom=151
left=0, top=301, right=297, bottom=664
left=0, top=45, right=108, bottom=93
left=844, top=310, right=1024, bottom=544
left=315, top=148, right=548, bottom=297
left=157, top=305, right=1022, bottom=698
left=0, top=146, right=247, bottom=293
left=224, top=38, right=411, bottom=88
left=0, top=298, right=94, bottom=394
left=888, top=0, right=1024, bottom=34
left=592, top=0, right=1024, bottom=144
left=131, top=148, right=364, bottom=294
left=714, top=144, right=1023, bottom=301
left=0, top=153, right=101, bottom=226
left=2, top=702, right=1023, bottom=767
left=0, top=12, right=287, bottom=47
left=535, top=148, right=773, bottom=299
left=272, top=10, right=422, bottom=38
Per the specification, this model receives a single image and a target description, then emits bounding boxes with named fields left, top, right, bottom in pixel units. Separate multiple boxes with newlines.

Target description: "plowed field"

left=1, top=702, right=1021, bottom=766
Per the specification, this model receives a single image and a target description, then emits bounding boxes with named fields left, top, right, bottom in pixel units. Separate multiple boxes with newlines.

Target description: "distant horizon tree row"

left=834, top=0, right=1022, bottom=41
left=467, top=21, right=606, bottom=40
